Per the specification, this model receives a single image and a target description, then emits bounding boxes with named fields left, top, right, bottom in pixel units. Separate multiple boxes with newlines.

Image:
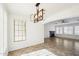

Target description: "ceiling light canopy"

left=35, top=3, right=40, bottom=7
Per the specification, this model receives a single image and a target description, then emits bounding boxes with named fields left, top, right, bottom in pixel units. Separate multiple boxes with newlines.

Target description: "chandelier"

left=32, top=3, right=44, bottom=23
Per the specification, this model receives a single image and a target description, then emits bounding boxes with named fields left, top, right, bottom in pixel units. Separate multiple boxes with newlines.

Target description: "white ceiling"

left=4, top=3, right=79, bottom=19
left=4, top=3, right=35, bottom=16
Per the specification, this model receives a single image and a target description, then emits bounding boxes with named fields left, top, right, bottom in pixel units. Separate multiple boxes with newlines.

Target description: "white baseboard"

left=0, top=50, right=8, bottom=56
left=9, top=39, right=44, bottom=52
left=0, top=51, right=3, bottom=56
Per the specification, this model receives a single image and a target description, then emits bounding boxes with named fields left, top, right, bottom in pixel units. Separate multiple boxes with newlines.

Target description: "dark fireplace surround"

left=49, top=31, right=55, bottom=37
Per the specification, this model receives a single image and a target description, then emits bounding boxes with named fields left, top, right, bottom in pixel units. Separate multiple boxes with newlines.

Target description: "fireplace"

left=49, top=31, right=55, bottom=37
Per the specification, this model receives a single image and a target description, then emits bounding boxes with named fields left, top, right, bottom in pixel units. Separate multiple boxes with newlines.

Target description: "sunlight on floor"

left=21, top=49, right=56, bottom=56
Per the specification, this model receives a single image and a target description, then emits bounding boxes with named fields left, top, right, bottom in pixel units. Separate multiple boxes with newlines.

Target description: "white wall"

left=0, top=4, right=4, bottom=56
left=0, top=4, right=8, bottom=56
left=8, top=15, right=44, bottom=51
left=3, top=7, right=8, bottom=56
left=44, top=22, right=55, bottom=38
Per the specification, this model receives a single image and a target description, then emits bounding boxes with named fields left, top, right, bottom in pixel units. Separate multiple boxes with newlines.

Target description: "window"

left=56, top=27, right=60, bottom=34
left=56, top=27, right=63, bottom=34
left=59, top=27, right=63, bottom=34
left=14, top=20, right=26, bottom=42
left=75, top=26, right=79, bottom=35
left=64, top=26, right=73, bottom=35
left=56, top=27, right=58, bottom=34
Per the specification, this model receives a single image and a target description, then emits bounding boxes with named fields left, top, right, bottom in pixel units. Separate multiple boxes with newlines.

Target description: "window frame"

left=74, top=26, right=79, bottom=35
left=14, top=20, right=26, bottom=42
